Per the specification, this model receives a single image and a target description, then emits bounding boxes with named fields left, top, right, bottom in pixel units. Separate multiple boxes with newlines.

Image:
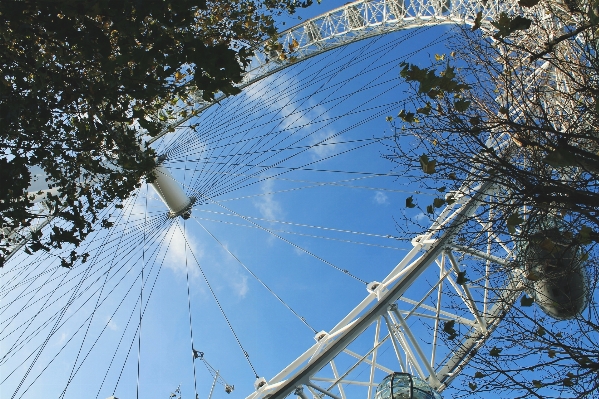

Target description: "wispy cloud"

left=106, top=317, right=118, bottom=331
left=254, top=178, right=282, bottom=221
left=373, top=191, right=389, bottom=205
left=247, top=72, right=340, bottom=161
left=413, top=212, right=429, bottom=223
left=57, top=332, right=67, bottom=346
left=231, top=273, right=249, bottom=298
left=162, top=223, right=202, bottom=278
left=214, top=241, right=250, bottom=298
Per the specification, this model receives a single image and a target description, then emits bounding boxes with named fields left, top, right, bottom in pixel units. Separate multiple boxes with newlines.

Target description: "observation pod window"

left=375, top=373, right=442, bottom=399
left=515, top=215, right=590, bottom=320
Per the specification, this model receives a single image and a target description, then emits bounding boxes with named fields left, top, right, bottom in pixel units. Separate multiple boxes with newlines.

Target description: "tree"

left=385, top=0, right=599, bottom=396
left=0, top=0, right=312, bottom=267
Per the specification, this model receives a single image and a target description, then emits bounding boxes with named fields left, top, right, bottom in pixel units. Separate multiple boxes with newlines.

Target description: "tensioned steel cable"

left=162, top=28, right=369, bottom=195
left=162, top=30, right=352, bottom=165
left=8, top=216, right=172, bottom=399
left=163, top=24, right=442, bottom=163
left=182, top=156, right=200, bottom=399
left=136, top=185, right=149, bottom=399
left=1, top=199, right=168, bottom=395
left=189, top=121, right=392, bottom=203
left=192, top=216, right=407, bottom=251
left=1, top=22, right=459, bottom=397
left=164, top=28, right=454, bottom=209
left=195, top=209, right=410, bottom=240
left=95, top=223, right=176, bottom=399
left=203, top=195, right=368, bottom=284
left=112, top=223, right=176, bottom=397
left=193, top=216, right=318, bottom=333
left=184, top=219, right=200, bottom=399
left=58, top=189, right=144, bottom=399
left=190, top=36, right=377, bottom=199
left=173, top=220, right=261, bottom=379
left=0, top=203, right=167, bottom=364
left=162, top=25, right=448, bottom=200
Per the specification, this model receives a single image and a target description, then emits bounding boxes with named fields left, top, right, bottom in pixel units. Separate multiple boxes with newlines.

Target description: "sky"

left=4, top=2, right=594, bottom=399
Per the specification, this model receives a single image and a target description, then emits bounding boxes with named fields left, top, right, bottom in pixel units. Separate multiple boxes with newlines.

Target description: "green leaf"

left=532, top=380, right=543, bottom=388
left=519, top=0, right=540, bottom=6
left=563, top=377, right=574, bottom=387
left=437, top=186, right=446, bottom=192
left=398, top=109, right=418, bottom=123
left=474, top=371, right=485, bottom=378
left=543, top=147, right=578, bottom=167
left=468, top=382, right=477, bottom=391
left=426, top=205, right=434, bottom=214
left=491, top=13, right=532, bottom=39
left=548, top=349, right=556, bottom=358
left=406, top=196, right=416, bottom=208
left=577, top=225, right=593, bottom=245
left=443, top=320, right=456, bottom=332
left=443, top=320, right=458, bottom=339
left=537, top=326, right=546, bottom=336
left=433, top=198, right=445, bottom=208
left=448, top=172, right=457, bottom=180
left=579, top=252, right=589, bottom=262
left=386, top=116, right=393, bottom=122
left=506, top=213, right=524, bottom=234
left=520, top=295, right=534, bottom=306
left=526, top=270, right=541, bottom=281
left=489, top=347, right=502, bottom=357
left=456, top=271, right=469, bottom=285
left=419, top=154, right=437, bottom=174
left=417, top=102, right=432, bottom=115
left=471, top=11, right=483, bottom=31
left=454, top=99, right=471, bottom=112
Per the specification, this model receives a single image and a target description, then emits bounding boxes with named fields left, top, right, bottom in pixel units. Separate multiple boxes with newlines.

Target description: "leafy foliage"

left=0, top=0, right=312, bottom=267
left=387, top=1, right=599, bottom=396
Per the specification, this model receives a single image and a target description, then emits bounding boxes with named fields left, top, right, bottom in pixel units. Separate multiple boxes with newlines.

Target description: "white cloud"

left=162, top=223, right=202, bottom=278
left=254, top=178, right=282, bottom=221
left=231, top=274, right=249, bottom=298
left=373, top=191, right=389, bottom=205
left=246, top=72, right=339, bottom=161
left=209, top=241, right=250, bottom=298
left=413, top=212, right=429, bottom=223
left=57, top=332, right=67, bottom=346
left=106, top=317, right=118, bottom=331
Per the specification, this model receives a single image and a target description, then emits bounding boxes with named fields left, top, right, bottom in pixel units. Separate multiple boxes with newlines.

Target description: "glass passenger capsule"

left=374, top=373, right=442, bottom=399
left=516, top=216, right=589, bottom=320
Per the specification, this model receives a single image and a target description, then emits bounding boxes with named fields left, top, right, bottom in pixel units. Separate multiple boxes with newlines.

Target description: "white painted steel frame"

left=244, top=177, right=524, bottom=399
left=148, top=0, right=521, bottom=145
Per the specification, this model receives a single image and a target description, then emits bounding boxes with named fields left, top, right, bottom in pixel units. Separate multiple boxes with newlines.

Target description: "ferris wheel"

left=0, top=1, right=590, bottom=399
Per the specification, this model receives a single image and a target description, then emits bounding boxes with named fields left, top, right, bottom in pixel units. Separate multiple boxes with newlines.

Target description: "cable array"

left=0, top=24, right=455, bottom=399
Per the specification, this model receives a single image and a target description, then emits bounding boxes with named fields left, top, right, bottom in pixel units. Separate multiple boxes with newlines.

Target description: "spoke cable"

left=193, top=216, right=318, bottom=333
left=173, top=220, right=260, bottom=379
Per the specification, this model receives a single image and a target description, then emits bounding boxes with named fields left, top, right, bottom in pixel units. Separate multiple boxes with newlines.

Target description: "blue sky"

left=0, top=2, right=529, bottom=399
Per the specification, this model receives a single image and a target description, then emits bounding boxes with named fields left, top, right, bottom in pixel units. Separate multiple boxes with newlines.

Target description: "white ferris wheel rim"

left=2, top=1, right=571, bottom=399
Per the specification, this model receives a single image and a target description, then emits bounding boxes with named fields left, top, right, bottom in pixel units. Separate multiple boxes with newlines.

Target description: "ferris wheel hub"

left=148, top=160, right=196, bottom=219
